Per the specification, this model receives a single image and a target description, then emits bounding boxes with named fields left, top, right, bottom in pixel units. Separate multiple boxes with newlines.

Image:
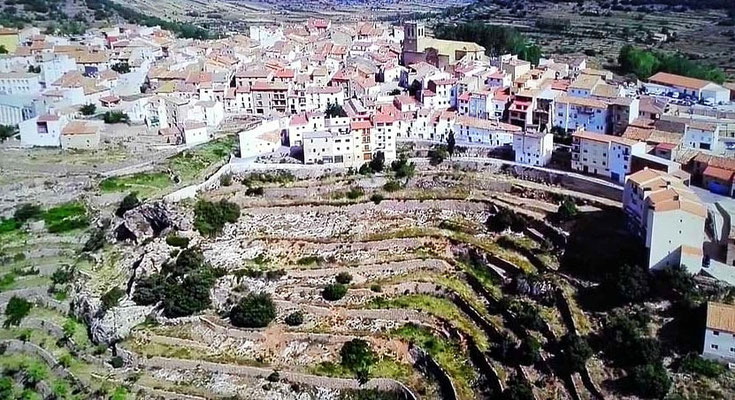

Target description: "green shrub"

left=383, top=180, right=401, bottom=192
left=391, top=158, right=416, bottom=179
left=559, top=334, right=592, bottom=372
left=14, top=203, right=43, bottom=223
left=194, top=199, right=240, bottom=236
left=346, top=187, right=364, bottom=200
left=556, top=197, right=578, bottom=221
left=370, top=284, right=382, bottom=293
left=0, top=218, right=18, bottom=233
left=245, top=186, right=264, bottom=196
left=502, top=374, right=534, bottom=400
left=680, top=353, right=725, bottom=377
left=83, top=228, right=106, bottom=252
left=285, top=311, right=304, bottom=326
left=101, top=287, right=125, bottom=310
left=116, top=192, right=140, bottom=217
left=265, top=269, right=286, bottom=280
left=4, top=296, right=32, bottom=328
left=335, top=272, right=353, bottom=285
left=518, top=336, right=541, bottom=366
left=93, top=344, right=108, bottom=355
left=131, top=274, right=166, bottom=305
left=322, top=283, right=347, bottom=301
left=340, top=339, right=375, bottom=384
left=44, top=202, right=88, bottom=233
left=628, top=363, right=671, bottom=399
left=103, top=111, right=130, bottom=124
left=50, top=265, right=75, bottom=285
left=0, top=272, right=16, bottom=291
left=370, top=193, right=384, bottom=204
left=220, top=173, right=233, bottom=187
left=266, top=371, right=280, bottom=382
left=230, top=292, right=277, bottom=328
left=486, top=208, right=525, bottom=233
left=165, top=235, right=190, bottom=248
left=110, top=356, right=124, bottom=368
left=296, top=256, right=323, bottom=266
left=369, top=152, right=385, bottom=172
left=80, top=103, right=96, bottom=116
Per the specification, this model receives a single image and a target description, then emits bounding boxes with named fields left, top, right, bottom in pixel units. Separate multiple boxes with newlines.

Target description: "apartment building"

left=251, top=81, right=288, bottom=116
left=554, top=95, right=608, bottom=134
left=0, top=72, right=41, bottom=95
left=623, top=168, right=706, bottom=271
left=512, top=131, right=554, bottom=166
left=571, top=130, right=646, bottom=182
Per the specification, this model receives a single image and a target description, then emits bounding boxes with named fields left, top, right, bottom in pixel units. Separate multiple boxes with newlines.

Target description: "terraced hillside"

left=443, top=0, right=735, bottom=78
left=2, top=158, right=735, bottom=399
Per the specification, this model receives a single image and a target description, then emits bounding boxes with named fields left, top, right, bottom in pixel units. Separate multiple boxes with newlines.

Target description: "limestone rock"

left=89, top=303, right=154, bottom=344
left=114, top=202, right=191, bottom=243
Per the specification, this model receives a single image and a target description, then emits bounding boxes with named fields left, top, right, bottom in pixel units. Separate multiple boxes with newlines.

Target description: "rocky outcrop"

left=72, top=286, right=154, bottom=344
left=114, top=202, right=191, bottom=243
left=90, top=302, right=154, bottom=344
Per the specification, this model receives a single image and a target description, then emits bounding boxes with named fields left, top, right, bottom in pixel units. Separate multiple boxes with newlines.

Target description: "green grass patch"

left=367, top=294, right=489, bottom=350
left=168, top=137, right=234, bottom=182
left=392, top=323, right=476, bottom=400
left=0, top=217, right=18, bottom=233
left=311, top=357, right=413, bottom=382
left=99, top=172, right=172, bottom=196
left=43, top=202, right=88, bottom=233
left=98, top=137, right=234, bottom=196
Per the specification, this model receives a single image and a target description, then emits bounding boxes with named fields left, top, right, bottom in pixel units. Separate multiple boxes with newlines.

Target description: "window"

left=714, top=331, right=720, bottom=336
left=712, top=344, right=719, bottom=350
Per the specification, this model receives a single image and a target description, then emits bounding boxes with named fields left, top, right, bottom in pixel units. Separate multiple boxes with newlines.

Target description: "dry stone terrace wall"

left=138, top=356, right=417, bottom=399
left=223, top=200, right=489, bottom=240
left=203, top=236, right=450, bottom=268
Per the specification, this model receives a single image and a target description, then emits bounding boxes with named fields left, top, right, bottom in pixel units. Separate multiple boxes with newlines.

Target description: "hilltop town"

left=1, top=12, right=735, bottom=400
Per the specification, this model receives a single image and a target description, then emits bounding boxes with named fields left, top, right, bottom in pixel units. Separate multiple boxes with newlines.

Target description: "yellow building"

left=0, top=27, right=19, bottom=53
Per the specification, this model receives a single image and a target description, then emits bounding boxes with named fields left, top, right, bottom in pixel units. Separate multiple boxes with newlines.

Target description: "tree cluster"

left=601, top=309, right=671, bottom=398
left=230, top=292, right=276, bottom=328
left=486, top=208, right=526, bottom=233
left=340, top=339, right=375, bottom=384
left=618, top=44, right=727, bottom=83
left=132, top=248, right=221, bottom=317
left=194, top=199, right=240, bottom=236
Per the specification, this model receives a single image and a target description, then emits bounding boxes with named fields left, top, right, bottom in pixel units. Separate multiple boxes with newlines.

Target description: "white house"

left=623, top=168, right=706, bottom=271
left=683, top=121, right=720, bottom=152
left=453, top=114, right=520, bottom=147
left=182, top=121, right=209, bottom=145
left=305, top=86, right=344, bottom=112
left=39, top=53, right=77, bottom=87
left=512, top=131, right=553, bottom=166
left=239, top=119, right=283, bottom=158
left=19, top=114, right=68, bottom=147
left=60, top=121, right=100, bottom=150
left=703, top=302, right=735, bottom=363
